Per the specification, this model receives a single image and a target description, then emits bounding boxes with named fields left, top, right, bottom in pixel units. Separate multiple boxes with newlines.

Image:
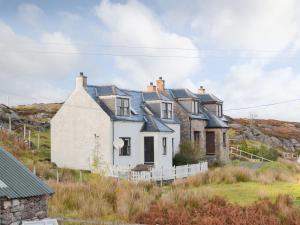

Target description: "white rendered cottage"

left=51, top=73, right=180, bottom=171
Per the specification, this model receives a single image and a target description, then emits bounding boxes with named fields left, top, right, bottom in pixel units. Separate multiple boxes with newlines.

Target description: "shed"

left=0, top=148, right=54, bottom=225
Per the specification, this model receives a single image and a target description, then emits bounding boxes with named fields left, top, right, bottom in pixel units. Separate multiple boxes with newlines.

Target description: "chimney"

left=156, top=76, right=165, bottom=92
left=198, top=86, right=205, bottom=95
left=146, top=82, right=157, bottom=92
left=76, top=72, right=87, bottom=89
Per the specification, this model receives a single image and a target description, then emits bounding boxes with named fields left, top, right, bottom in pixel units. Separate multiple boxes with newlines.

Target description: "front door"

left=144, top=137, right=154, bottom=164
left=206, top=132, right=216, bottom=155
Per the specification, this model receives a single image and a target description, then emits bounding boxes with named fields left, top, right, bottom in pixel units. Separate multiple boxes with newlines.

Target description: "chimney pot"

left=198, top=86, right=206, bottom=95
left=156, top=77, right=165, bottom=92
left=146, top=82, right=156, bottom=92
left=76, top=72, right=87, bottom=89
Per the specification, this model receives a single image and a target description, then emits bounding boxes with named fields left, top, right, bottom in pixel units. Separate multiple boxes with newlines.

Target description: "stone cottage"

left=148, top=77, right=229, bottom=162
left=0, top=148, right=54, bottom=225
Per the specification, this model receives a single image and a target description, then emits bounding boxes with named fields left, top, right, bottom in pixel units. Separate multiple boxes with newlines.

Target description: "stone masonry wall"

left=191, top=119, right=207, bottom=154
left=0, top=195, right=48, bottom=225
left=206, top=128, right=229, bottom=162
left=174, top=102, right=191, bottom=141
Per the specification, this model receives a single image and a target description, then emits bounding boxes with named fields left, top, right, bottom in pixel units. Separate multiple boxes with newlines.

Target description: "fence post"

left=187, top=164, right=190, bottom=177
left=199, top=162, right=201, bottom=172
left=174, top=166, right=176, bottom=181
left=56, top=169, right=59, bottom=184
left=161, top=166, right=163, bottom=186
left=79, top=171, right=83, bottom=183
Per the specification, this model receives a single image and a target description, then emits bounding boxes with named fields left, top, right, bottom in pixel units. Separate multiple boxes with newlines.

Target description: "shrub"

left=135, top=195, right=300, bottom=225
left=173, top=141, right=204, bottom=166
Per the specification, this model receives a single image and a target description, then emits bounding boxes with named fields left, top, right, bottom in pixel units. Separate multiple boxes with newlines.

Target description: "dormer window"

left=162, top=102, right=172, bottom=119
left=116, top=98, right=130, bottom=116
left=192, top=101, right=199, bottom=114
left=217, top=104, right=223, bottom=117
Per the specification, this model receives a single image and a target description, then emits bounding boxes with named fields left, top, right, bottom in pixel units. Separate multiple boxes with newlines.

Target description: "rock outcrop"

left=230, top=118, right=300, bottom=152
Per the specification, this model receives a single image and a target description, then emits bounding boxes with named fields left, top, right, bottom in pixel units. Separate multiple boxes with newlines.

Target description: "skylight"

left=0, top=179, right=8, bottom=188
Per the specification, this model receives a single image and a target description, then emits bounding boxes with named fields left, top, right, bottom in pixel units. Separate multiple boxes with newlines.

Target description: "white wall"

left=51, top=86, right=112, bottom=171
left=113, top=121, right=144, bottom=166
left=113, top=125, right=180, bottom=168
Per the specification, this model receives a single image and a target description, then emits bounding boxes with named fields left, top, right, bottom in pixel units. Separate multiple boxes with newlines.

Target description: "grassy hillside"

left=47, top=161, right=300, bottom=224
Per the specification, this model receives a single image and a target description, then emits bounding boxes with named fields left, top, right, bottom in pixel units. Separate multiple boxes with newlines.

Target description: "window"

left=162, top=137, right=167, bottom=155
left=217, top=104, right=223, bottom=117
left=117, top=98, right=130, bottom=116
left=172, top=138, right=174, bottom=159
left=120, top=137, right=131, bottom=156
left=162, top=102, right=172, bottom=119
left=192, top=101, right=199, bottom=114
left=194, top=131, right=200, bottom=146
left=223, top=132, right=227, bottom=147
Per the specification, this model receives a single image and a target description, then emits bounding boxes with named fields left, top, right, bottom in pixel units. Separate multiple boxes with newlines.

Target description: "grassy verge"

left=192, top=182, right=300, bottom=206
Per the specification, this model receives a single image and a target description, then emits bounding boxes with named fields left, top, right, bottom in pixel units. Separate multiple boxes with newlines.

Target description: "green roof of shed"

left=0, top=148, right=54, bottom=199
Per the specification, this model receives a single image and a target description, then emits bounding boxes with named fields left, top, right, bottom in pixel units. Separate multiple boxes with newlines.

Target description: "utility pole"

left=7, top=96, right=10, bottom=107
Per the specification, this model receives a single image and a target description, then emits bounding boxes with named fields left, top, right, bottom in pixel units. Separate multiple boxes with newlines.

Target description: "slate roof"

left=142, top=92, right=171, bottom=102
left=166, top=89, right=228, bottom=129
left=86, top=85, right=178, bottom=133
left=202, top=108, right=229, bottom=129
left=0, top=148, right=54, bottom=199
left=141, top=115, right=174, bottom=132
left=168, top=89, right=199, bottom=99
left=87, top=85, right=129, bottom=97
left=197, top=93, right=223, bottom=103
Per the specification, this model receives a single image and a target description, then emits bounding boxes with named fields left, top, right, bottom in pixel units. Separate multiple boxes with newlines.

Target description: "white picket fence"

left=106, top=162, right=208, bottom=182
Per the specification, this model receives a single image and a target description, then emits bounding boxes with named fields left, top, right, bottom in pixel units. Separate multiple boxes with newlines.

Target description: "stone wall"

left=190, top=119, right=207, bottom=152
left=0, top=195, right=48, bottom=225
left=174, top=102, right=191, bottom=141
left=206, top=128, right=229, bottom=162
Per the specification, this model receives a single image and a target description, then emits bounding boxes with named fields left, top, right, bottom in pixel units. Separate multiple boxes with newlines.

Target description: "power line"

left=1, top=49, right=201, bottom=59
left=224, top=99, right=300, bottom=111
left=1, top=39, right=300, bottom=53
left=2, top=49, right=300, bottom=60
left=1, top=89, right=300, bottom=112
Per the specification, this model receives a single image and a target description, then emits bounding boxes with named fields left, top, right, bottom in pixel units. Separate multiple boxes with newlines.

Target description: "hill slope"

left=228, top=118, right=300, bottom=153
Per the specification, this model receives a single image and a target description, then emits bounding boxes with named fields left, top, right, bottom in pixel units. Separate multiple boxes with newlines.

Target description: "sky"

left=0, top=0, right=300, bottom=122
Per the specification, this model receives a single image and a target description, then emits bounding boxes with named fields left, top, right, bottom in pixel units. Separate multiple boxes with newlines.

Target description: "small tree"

left=173, top=141, right=205, bottom=166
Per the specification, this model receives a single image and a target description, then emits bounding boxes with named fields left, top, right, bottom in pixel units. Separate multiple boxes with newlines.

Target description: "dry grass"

left=48, top=175, right=161, bottom=221
left=174, top=160, right=300, bottom=188
left=174, top=166, right=255, bottom=188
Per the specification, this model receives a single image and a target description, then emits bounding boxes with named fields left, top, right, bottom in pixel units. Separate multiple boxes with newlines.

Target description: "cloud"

left=0, top=20, right=79, bottom=105
left=162, top=0, right=300, bottom=53
left=95, top=0, right=201, bottom=89
left=207, top=62, right=300, bottom=122
left=17, top=3, right=45, bottom=27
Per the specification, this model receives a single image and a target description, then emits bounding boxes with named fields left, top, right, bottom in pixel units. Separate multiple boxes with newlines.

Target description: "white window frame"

left=192, top=100, right=199, bottom=114
left=161, top=102, right=173, bottom=119
left=116, top=97, right=130, bottom=117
